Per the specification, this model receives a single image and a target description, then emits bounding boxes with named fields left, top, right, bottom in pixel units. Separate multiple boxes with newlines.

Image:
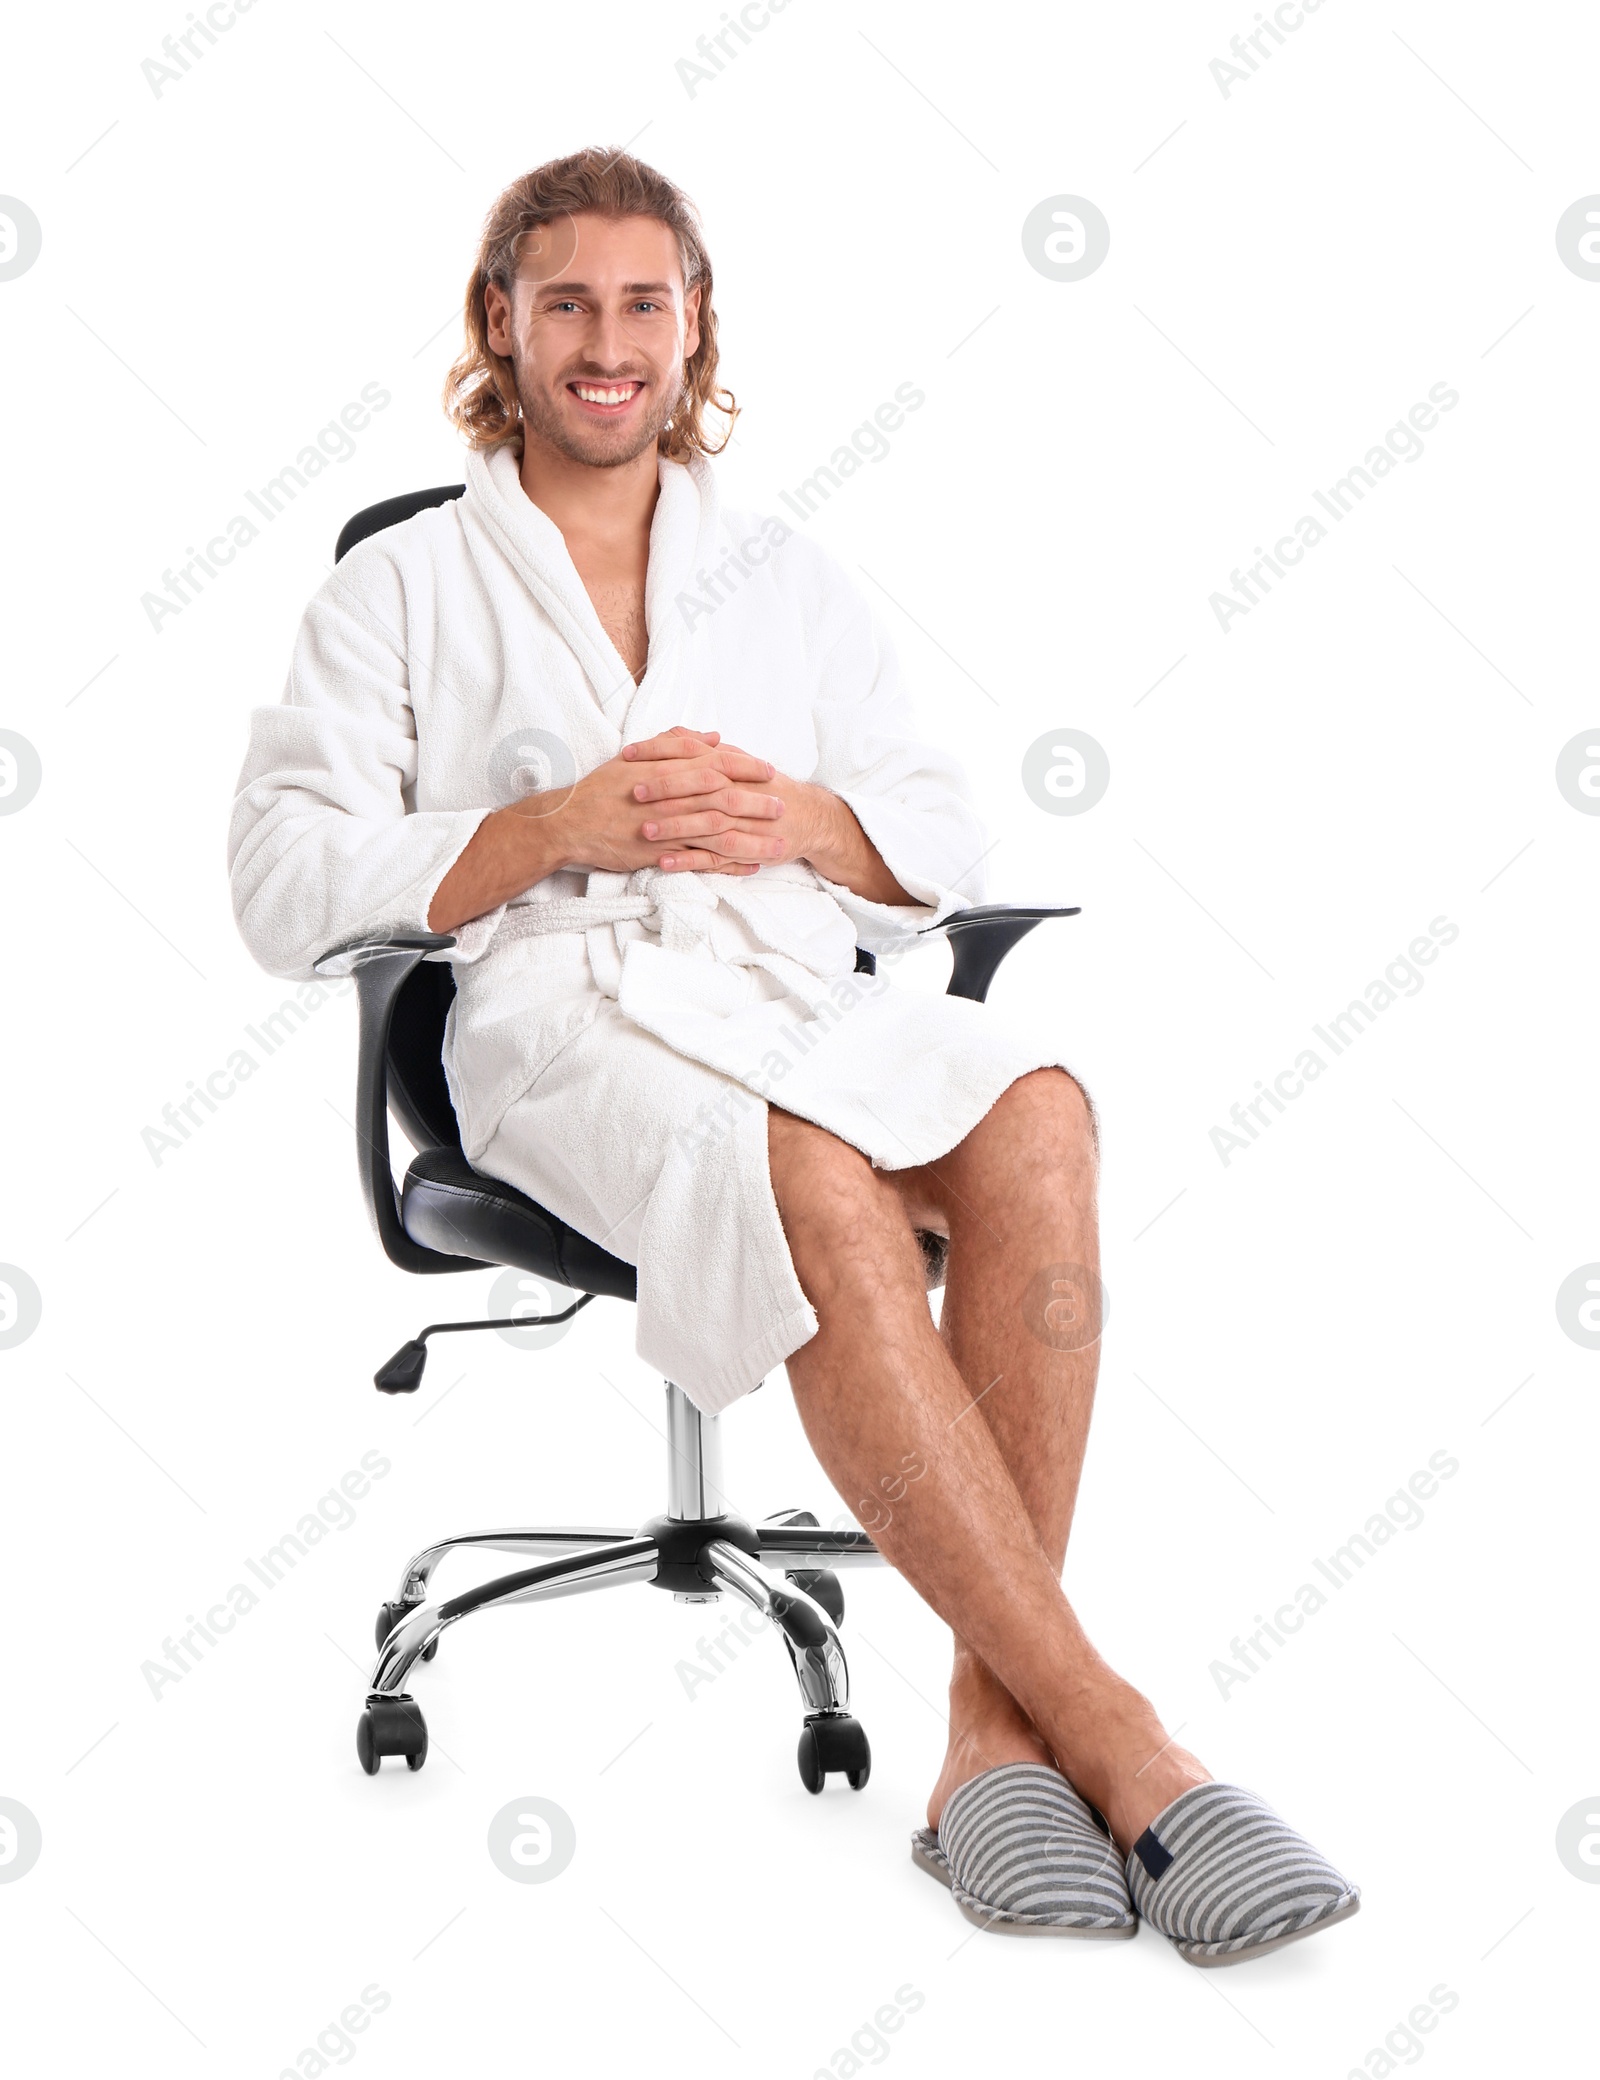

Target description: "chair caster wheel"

left=356, top=1695, right=429, bottom=1775
left=786, top=1567, right=845, bottom=1627
left=797, top=1712, right=870, bottom=1794
left=376, top=1601, right=437, bottom=1662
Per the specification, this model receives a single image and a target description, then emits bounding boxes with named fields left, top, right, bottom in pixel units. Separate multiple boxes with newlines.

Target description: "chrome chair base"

left=357, top=1383, right=885, bottom=1790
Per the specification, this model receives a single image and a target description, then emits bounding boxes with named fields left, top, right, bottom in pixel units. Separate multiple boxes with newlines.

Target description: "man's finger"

left=657, top=850, right=761, bottom=875
left=636, top=812, right=762, bottom=843
left=683, top=751, right=774, bottom=785
left=622, top=727, right=721, bottom=761
left=642, top=813, right=790, bottom=851
left=702, top=741, right=773, bottom=779
left=673, top=824, right=786, bottom=862
left=716, top=786, right=784, bottom=818
left=639, top=790, right=782, bottom=835
left=634, top=767, right=780, bottom=806
left=710, top=753, right=777, bottom=784
left=640, top=810, right=731, bottom=843
left=652, top=820, right=783, bottom=859
left=625, top=739, right=773, bottom=784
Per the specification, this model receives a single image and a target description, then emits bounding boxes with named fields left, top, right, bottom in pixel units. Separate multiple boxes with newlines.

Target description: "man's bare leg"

left=769, top=1101, right=1209, bottom=1853
left=883, top=1068, right=1135, bottom=1826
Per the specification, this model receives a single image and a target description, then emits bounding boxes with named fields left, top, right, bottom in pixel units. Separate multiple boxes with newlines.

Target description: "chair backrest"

left=335, top=487, right=471, bottom=1159
left=335, top=484, right=464, bottom=563
left=388, top=962, right=464, bottom=1155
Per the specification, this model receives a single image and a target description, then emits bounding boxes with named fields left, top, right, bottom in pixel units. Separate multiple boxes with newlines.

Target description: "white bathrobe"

left=229, top=442, right=1067, bottom=1411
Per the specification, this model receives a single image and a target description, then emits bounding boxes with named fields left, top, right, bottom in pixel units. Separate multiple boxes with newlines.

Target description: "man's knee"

left=975, top=1066, right=1098, bottom=1165
left=1030, top=1065, right=1099, bottom=1153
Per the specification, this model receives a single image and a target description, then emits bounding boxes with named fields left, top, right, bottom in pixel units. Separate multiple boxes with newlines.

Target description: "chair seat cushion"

left=401, top=1148, right=639, bottom=1302
left=402, top=1149, right=945, bottom=1305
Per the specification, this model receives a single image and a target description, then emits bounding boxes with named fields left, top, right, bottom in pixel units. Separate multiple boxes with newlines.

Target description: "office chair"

left=323, top=486, right=1079, bottom=1787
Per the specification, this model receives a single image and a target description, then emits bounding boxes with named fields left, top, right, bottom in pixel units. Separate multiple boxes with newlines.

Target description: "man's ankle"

left=928, top=1718, right=1056, bottom=1829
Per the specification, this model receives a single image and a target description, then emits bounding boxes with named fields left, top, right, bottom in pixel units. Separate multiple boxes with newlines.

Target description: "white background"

left=2, top=1, right=1595, bottom=2073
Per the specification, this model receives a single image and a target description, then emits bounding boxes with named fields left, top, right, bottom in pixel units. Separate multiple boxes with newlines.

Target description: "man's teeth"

left=573, top=384, right=638, bottom=404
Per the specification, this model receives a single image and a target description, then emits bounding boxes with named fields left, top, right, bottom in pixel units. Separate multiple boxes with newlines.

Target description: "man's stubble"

left=510, top=348, right=681, bottom=471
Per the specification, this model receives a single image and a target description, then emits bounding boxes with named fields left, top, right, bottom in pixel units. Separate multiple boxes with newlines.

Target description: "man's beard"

left=512, top=354, right=679, bottom=469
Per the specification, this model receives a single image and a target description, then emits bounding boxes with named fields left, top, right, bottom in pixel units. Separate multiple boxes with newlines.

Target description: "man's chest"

left=580, top=573, right=648, bottom=684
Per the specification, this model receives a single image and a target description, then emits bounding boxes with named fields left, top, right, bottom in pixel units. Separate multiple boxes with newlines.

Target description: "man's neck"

left=517, top=430, right=659, bottom=557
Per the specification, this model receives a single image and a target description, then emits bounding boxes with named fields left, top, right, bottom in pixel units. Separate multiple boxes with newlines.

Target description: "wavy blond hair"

left=443, top=148, right=737, bottom=463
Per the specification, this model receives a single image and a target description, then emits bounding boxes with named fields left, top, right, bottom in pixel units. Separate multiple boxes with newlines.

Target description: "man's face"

left=485, top=211, right=702, bottom=469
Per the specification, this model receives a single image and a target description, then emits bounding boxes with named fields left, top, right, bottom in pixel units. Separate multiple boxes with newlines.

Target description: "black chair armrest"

left=925, top=904, right=1082, bottom=1003
left=312, top=928, right=458, bottom=978
left=313, top=932, right=486, bottom=1274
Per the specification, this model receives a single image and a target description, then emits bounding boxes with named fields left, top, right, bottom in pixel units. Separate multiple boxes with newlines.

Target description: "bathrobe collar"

left=463, top=438, right=724, bottom=743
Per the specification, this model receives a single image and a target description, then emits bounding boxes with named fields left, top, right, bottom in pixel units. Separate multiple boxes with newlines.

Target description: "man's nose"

left=583, top=305, right=644, bottom=372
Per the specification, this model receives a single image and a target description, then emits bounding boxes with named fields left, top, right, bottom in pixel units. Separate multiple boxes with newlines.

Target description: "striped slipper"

left=912, top=1763, right=1136, bottom=1938
left=1126, top=1782, right=1360, bottom=1967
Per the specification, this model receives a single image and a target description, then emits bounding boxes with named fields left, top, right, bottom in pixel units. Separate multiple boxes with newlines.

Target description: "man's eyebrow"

left=528, top=279, right=677, bottom=296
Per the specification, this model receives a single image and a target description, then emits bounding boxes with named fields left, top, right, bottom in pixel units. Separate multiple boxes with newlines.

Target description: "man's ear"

left=682, top=281, right=702, bottom=364
left=484, top=278, right=513, bottom=358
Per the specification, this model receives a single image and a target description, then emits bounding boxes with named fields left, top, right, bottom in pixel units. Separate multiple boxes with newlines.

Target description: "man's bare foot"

left=926, top=1652, right=1057, bottom=1831
left=926, top=1715, right=1057, bottom=1832
left=1058, top=1683, right=1212, bottom=1853
left=928, top=1653, right=1213, bottom=1849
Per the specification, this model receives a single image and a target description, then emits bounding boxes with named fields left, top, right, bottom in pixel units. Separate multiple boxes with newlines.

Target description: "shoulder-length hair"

left=443, top=147, right=738, bottom=464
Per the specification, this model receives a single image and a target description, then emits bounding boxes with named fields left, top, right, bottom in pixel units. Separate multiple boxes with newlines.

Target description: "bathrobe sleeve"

left=228, top=545, right=503, bottom=981
left=800, top=550, right=989, bottom=954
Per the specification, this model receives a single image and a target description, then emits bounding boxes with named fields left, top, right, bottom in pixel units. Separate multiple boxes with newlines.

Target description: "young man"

left=229, top=148, right=1357, bottom=1963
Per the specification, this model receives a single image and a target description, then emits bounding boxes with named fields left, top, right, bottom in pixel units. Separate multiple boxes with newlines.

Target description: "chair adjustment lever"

left=374, top=1295, right=595, bottom=1394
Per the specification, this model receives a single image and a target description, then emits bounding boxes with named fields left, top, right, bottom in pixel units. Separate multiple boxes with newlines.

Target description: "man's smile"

left=567, top=379, right=644, bottom=416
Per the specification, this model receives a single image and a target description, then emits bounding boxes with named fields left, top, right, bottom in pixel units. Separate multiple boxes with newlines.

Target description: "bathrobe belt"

left=492, top=874, right=723, bottom=999
left=484, top=869, right=852, bottom=1016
